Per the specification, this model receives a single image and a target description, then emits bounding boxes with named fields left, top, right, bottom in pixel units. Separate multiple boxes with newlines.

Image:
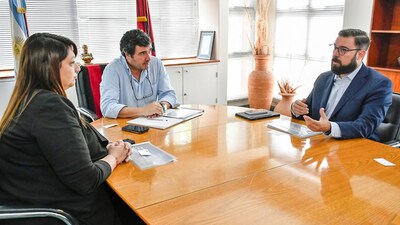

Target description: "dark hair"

left=0, top=33, right=77, bottom=135
left=338, top=28, right=370, bottom=50
left=19, top=33, right=77, bottom=95
left=120, top=29, right=151, bottom=56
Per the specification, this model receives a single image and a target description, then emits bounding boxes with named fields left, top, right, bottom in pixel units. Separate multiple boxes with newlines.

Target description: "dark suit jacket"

left=302, top=64, right=392, bottom=141
left=0, top=90, right=119, bottom=225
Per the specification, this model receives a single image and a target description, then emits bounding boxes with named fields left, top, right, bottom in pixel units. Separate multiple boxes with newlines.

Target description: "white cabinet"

left=166, top=63, right=218, bottom=105
left=166, top=67, right=183, bottom=104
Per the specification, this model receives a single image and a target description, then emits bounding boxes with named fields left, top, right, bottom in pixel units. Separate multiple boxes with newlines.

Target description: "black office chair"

left=376, top=92, right=400, bottom=147
left=75, top=63, right=107, bottom=122
left=0, top=205, right=79, bottom=225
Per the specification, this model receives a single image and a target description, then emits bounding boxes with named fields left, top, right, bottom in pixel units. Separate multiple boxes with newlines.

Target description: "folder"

left=267, top=118, right=322, bottom=138
left=129, top=142, right=177, bottom=170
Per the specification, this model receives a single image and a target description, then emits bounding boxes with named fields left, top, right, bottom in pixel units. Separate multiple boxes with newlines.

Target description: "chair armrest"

left=0, top=205, right=79, bottom=225
left=384, top=140, right=400, bottom=148
left=77, top=107, right=99, bottom=123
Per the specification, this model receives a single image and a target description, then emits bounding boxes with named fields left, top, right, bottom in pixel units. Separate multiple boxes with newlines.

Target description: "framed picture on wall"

left=197, top=31, right=215, bottom=60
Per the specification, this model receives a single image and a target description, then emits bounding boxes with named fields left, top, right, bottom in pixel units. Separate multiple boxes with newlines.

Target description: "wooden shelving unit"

left=367, top=0, right=400, bottom=92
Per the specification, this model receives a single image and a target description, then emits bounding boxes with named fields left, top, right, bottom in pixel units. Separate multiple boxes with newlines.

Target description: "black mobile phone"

left=122, top=125, right=149, bottom=134
left=123, top=138, right=135, bottom=145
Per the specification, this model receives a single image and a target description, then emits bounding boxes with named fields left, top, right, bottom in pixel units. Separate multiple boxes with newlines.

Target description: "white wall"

left=65, top=86, right=78, bottom=107
left=0, top=0, right=375, bottom=117
left=217, top=0, right=228, bottom=104
left=0, top=79, right=15, bottom=117
left=199, top=0, right=228, bottom=105
left=343, top=0, right=373, bottom=32
left=342, top=0, right=374, bottom=62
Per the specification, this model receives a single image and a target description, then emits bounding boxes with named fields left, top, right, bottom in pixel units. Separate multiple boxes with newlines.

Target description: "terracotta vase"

left=248, top=55, right=275, bottom=109
left=274, top=93, right=296, bottom=116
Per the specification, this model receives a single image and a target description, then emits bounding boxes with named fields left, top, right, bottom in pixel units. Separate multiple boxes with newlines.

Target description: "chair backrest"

left=0, top=205, right=79, bottom=225
left=377, top=92, right=400, bottom=143
left=75, top=64, right=107, bottom=119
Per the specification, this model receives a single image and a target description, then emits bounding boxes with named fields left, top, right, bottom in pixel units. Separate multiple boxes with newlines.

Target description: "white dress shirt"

left=327, top=64, right=362, bottom=138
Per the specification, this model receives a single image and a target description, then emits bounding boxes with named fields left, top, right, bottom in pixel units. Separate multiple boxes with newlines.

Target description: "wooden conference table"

left=92, top=105, right=400, bottom=225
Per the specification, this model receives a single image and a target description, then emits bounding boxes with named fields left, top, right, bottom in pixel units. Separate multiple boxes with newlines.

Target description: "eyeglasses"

left=329, top=44, right=361, bottom=56
left=130, top=75, right=153, bottom=100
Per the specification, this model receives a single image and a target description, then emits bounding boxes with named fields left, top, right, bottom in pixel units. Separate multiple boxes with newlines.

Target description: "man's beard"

left=331, top=54, right=357, bottom=75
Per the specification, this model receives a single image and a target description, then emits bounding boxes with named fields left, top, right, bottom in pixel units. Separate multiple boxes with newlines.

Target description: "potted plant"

left=247, top=0, right=274, bottom=110
left=277, top=77, right=301, bottom=94
left=274, top=78, right=301, bottom=116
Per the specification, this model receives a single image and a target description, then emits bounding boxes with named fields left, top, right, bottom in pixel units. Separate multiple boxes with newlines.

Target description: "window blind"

left=148, top=0, right=198, bottom=58
left=26, top=0, right=80, bottom=45
left=0, top=1, right=14, bottom=70
left=0, top=0, right=199, bottom=71
left=76, top=0, right=136, bottom=64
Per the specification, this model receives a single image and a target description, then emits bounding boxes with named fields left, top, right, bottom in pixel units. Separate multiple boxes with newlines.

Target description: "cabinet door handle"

left=184, top=70, right=188, bottom=73
left=183, top=93, right=187, bottom=96
left=177, top=70, right=181, bottom=74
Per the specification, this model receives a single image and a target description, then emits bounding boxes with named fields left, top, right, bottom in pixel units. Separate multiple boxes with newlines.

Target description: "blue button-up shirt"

left=100, top=55, right=178, bottom=118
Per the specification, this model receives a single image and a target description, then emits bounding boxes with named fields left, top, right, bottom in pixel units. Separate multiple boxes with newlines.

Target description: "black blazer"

left=0, top=90, right=118, bottom=225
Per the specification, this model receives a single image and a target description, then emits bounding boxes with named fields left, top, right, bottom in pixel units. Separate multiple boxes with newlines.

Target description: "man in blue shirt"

left=100, top=29, right=178, bottom=118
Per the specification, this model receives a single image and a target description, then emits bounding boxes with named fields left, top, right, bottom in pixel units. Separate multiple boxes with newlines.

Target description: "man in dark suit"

left=291, top=28, right=392, bottom=141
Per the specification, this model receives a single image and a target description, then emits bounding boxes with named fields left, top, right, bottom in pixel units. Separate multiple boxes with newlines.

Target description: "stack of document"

left=127, top=107, right=204, bottom=129
left=129, top=142, right=177, bottom=170
left=267, top=118, right=322, bottom=138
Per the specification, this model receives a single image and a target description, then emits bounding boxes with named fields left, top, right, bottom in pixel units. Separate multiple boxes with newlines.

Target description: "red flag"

left=136, top=0, right=156, bottom=56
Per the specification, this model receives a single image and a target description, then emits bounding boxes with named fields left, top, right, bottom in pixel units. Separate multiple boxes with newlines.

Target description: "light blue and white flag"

left=9, top=0, right=28, bottom=75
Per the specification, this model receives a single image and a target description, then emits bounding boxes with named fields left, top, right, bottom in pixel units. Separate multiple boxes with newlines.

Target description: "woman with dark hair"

left=0, top=33, right=131, bottom=225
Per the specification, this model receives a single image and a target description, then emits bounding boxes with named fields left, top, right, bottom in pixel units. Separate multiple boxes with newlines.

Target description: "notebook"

left=127, top=117, right=183, bottom=130
left=235, top=109, right=280, bottom=120
left=127, top=107, right=204, bottom=129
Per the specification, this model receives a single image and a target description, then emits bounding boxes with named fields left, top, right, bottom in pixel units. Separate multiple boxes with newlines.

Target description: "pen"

left=179, top=107, right=205, bottom=112
left=103, top=123, right=117, bottom=128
